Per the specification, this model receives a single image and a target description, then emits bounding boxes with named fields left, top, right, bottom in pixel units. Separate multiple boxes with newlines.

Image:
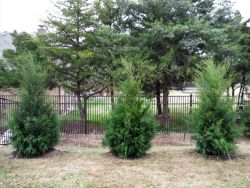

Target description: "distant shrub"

left=10, top=61, right=60, bottom=157
left=188, top=61, right=241, bottom=157
left=103, top=78, right=155, bottom=158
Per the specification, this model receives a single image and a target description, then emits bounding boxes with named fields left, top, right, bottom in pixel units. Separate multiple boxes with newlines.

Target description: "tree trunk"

left=226, top=88, right=229, bottom=97
left=83, top=94, right=88, bottom=134
left=0, top=98, right=2, bottom=119
left=238, top=71, right=246, bottom=107
left=76, top=81, right=86, bottom=133
left=110, top=81, right=115, bottom=110
left=162, top=73, right=170, bottom=128
left=240, top=71, right=246, bottom=107
left=231, top=84, right=235, bottom=97
left=156, top=80, right=162, bottom=115
left=58, top=85, right=62, bottom=115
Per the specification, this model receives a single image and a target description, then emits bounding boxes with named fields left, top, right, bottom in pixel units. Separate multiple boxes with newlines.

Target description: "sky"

left=0, top=0, right=250, bottom=33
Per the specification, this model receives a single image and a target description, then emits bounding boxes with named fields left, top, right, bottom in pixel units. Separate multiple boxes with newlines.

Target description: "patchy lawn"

left=0, top=136, right=249, bottom=188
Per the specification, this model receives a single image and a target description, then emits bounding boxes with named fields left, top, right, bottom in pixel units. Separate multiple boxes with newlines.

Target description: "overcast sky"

left=0, top=0, right=249, bottom=33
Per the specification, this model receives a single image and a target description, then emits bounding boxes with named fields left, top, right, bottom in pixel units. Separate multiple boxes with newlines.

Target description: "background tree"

left=43, top=0, right=107, bottom=133
left=92, top=0, right=127, bottom=108
left=125, top=0, right=212, bottom=128
left=123, top=0, right=249, bottom=129
left=208, top=0, right=248, bottom=101
left=235, top=20, right=250, bottom=104
left=0, top=58, right=19, bottom=90
left=1, top=31, right=56, bottom=90
left=192, top=0, right=215, bottom=20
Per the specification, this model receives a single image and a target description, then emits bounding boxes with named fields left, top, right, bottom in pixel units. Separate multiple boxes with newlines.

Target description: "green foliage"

left=43, top=0, right=98, bottom=93
left=1, top=31, right=56, bottom=89
left=115, top=56, right=156, bottom=83
left=10, top=61, right=60, bottom=157
left=103, top=78, right=155, bottom=158
left=189, top=60, right=240, bottom=157
left=241, top=102, right=250, bottom=138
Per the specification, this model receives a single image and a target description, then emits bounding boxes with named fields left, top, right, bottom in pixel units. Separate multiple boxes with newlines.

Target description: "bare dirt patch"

left=8, top=149, right=67, bottom=159
left=59, top=134, right=103, bottom=147
left=59, top=133, right=193, bottom=148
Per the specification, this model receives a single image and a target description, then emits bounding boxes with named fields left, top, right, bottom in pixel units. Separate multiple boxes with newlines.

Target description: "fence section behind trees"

left=0, top=93, right=249, bottom=144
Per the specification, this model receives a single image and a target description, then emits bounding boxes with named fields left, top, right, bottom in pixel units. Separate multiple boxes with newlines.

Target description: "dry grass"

left=0, top=139, right=250, bottom=188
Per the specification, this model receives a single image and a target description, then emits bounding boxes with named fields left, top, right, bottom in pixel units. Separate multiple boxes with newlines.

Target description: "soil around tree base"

left=59, top=133, right=194, bottom=147
left=9, top=149, right=67, bottom=159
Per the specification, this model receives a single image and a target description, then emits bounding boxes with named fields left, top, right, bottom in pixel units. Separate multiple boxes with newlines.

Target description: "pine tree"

left=189, top=60, right=241, bottom=157
left=103, top=78, right=155, bottom=158
left=43, top=0, right=106, bottom=133
left=10, top=59, right=60, bottom=157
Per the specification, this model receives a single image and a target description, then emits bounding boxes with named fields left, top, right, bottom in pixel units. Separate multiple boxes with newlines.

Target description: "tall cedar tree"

left=10, top=59, right=60, bottom=157
left=189, top=61, right=240, bottom=157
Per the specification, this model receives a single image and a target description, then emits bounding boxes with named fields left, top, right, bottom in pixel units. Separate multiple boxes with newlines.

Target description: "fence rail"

left=0, top=93, right=249, bottom=144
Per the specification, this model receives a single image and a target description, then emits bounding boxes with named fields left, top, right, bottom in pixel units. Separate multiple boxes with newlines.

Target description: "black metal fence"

left=0, top=93, right=249, bottom=144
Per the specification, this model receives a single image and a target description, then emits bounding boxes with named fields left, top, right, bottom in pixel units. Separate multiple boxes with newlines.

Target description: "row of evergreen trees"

left=10, top=59, right=248, bottom=158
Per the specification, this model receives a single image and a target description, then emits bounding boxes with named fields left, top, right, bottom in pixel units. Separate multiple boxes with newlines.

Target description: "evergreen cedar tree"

left=103, top=78, right=155, bottom=158
left=188, top=61, right=241, bottom=157
left=10, top=61, right=60, bottom=157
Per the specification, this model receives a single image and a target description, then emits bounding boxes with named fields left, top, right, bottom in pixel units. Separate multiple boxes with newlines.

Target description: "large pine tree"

left=43, top=0, right=106, bottom=134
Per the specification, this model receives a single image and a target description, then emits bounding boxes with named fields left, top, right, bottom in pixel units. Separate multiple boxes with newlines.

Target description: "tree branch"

left=86, top=86, right=107, bottom=98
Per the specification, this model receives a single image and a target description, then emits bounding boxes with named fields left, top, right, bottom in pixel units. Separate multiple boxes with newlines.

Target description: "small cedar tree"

left=10, top=60, right=60, bottom=157
left=103, top=78, right=155, bottom=158
left=189, top=60, right=241, bottom=157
